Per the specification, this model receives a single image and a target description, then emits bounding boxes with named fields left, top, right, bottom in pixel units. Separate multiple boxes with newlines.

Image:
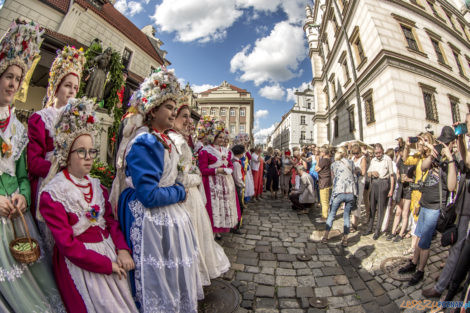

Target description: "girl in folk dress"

left=0, top=20, right=65, bottom=313
left=168, top=103, right=230, bottom=286
left=199, top=119, right=241, bottom=236
left=39, top=98, right=137, bottom=313
left=28, top=46, right=85, bottom=220
left=117, top=68, right=202, bottom=312
left=251, top=146, right=264, bottom=200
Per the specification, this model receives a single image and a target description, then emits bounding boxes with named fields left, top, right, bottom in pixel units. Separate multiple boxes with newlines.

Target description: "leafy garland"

left=90, top=160, right=115, bottom=188
left=78, top=40, right=125, bottom=164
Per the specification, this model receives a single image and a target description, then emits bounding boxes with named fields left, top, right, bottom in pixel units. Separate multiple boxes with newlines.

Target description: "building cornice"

left=327, top=48, right=470, bottom=115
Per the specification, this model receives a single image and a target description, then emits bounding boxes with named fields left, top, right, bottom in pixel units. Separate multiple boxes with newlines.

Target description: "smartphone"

left=409, top=136, right=419, bottom=143
left=455, top=123, right=468, bottom=136
left=434, top=143, right=443, bottom=155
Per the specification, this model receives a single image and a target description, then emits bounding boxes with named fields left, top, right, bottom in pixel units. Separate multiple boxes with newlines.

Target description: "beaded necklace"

left=63, top=169, right=93, bottom=203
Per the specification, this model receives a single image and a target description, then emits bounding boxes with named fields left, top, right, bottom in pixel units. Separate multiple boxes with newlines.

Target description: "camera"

left=431, top=143, right=443, bottom=168
left=409, top=136, right=419, bottom=143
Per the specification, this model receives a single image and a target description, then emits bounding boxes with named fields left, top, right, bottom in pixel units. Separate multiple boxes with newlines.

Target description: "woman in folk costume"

left=28, top=46, right=85, bottom=220
left=251, top=145, right=264, bottom=200
left=117, top=67, right=203, bottom=312
left=199, top=118, right=241, bottom=237
left=167, top=101, right=230, bottom=286
left=234, top=133, right=255, bottom=201
left=0, top=20, right=65, bottom=313
left=39, top=97, right=137, bottom=313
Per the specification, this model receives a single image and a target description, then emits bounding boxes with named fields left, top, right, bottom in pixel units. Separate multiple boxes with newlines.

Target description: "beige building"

left=305, top=0, right=470, bottom=148
left=197, top=81, right=254, bottom=139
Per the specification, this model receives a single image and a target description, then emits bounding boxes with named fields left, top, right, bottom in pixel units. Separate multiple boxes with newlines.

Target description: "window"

left=220, top=108, right=226, bottom=116
left=122, top=48, right=132, bottom=69
left=458, top=20, right=470, bottom=41
left=349, top=26, right=366, bottom=67
left=342, top=59, right=351, bottom=84
left=240, top=108, right=245, bottom=117
left=210, top=108, right=216, bottom=115
left=230, top=108, right=236, bottom=116
left=348, top=107, right=355, bottom=132
left=230, top=124, right=236, bottom=133
left=431, top=38, right=445, bottom=64
left=452, top=49, right=464, bottom=76
left=330, top=79, right=337, bottom=101
left=323, top=36, right=330, bottom=55
left=443, top=9, right=458, bottom=32
left=419, top=83, right=438, bottom=123
left=301, top=131, right=306, bottom=140
left=301, top=115, right=306, bottom=125
left=239, top=124, right=245, bottom=133
left=467, top=103, right=470, bottom=113
left=363, top=89, right=375, bottom=125
left=449, top=96, right=460, bottom=124
left=334, top=117, right=339, bottom=138
left=326, top=123, right=330, bottom=141
left=401, top=25, right=419, bottom=51
left=307, top=102, right=312, bottom=110
left=426, top=0, right=440, bottom=18
left=330, top=11, right=339, bottom=35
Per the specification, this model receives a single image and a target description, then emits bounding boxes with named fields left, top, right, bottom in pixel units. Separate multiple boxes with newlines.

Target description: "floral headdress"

left=0, top=20, right=44, bottom=81
left=197, top=115, right=227, bottom=143
left=45, top=46, right=85, bottom=107
left=234, top=133, right=251, bottom=146
left=129, top=66, right=181, bottom=115
left=54, top=97, right=97, bottom=168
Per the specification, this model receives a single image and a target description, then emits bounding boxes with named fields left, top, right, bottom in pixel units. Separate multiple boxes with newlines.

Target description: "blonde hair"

left=334, top=147, right=347, bottom=161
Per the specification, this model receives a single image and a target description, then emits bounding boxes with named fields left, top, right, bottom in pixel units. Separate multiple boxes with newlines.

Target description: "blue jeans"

left=326, top=193, right=356, bottom=235
left=415, top=206, right=440, bottom=249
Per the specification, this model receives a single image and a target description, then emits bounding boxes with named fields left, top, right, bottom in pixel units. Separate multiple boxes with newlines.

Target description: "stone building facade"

left=267, top=87, right=316, bottom=151
left=197, top=81, right=254, bottom=140
left=305, top=0, right=470, bottom=148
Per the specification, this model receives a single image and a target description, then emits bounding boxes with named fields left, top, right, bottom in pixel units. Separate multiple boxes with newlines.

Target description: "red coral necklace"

left=0, top=106, right=11, bottom=132
left=63, top=169, right=93, bottom=203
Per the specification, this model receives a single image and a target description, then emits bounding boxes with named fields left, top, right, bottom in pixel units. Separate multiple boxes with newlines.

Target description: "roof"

left=44, top=28, right=86, bottom=49
left=200, top=83, right=248, bottom=94
left=39, top=0, right=70, bottom=14
left=75, top=0, right=164, bottom=65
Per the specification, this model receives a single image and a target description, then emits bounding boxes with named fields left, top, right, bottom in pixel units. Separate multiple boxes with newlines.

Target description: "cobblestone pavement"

left=220, top=194, right=450, bottom=313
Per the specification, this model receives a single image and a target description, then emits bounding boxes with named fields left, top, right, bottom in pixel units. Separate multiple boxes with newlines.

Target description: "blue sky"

left=116, top=0, right=314, bottom=143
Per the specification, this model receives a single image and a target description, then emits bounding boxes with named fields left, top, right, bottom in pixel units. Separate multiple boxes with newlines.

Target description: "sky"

left=115, top=0, right=314, bottom=144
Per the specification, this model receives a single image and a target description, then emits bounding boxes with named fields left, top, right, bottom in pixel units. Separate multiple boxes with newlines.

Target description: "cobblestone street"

left=220, top=194, right=449, bottom=313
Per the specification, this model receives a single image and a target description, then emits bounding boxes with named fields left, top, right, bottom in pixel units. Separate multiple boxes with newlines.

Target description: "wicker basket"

left=9, top=208, right=40, bottom=264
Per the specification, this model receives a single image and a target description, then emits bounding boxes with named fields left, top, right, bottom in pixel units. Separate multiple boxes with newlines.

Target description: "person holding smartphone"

left=399, top=126, right=457, bottom=286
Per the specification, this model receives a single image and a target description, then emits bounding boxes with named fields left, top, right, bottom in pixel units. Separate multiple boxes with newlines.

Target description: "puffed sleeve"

left=27, top=113, right=51, bottom=178
left=40, top=192, right=112, bottom=274
left=227, top=150, right=234, bottom=170
left=101, top=186, right=130, bottom=251
left=126, top=133, right=186, bottom=208
left=199, top=150, right=216, bottom=176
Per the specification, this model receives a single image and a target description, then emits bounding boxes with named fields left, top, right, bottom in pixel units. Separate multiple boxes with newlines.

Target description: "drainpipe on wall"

left=331, top=0, right=364, bottom=141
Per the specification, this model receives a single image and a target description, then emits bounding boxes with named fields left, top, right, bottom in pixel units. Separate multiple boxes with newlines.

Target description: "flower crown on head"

left=54, top=97, right=98, bottom=167
left=0, top=19, right=44, bottom=80
left=45, top=46, right=85, bottom=107
left=197, top=115, right=227, bottom=143
left=129, top=66, right=181, bottom=115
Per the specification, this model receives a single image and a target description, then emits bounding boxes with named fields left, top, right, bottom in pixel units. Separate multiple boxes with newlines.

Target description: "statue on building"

left=84, top=47, right=113, bottom=101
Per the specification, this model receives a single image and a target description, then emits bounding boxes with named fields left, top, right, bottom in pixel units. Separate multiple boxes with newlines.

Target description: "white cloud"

left=236, top=0, right=281, bottom=12
left=191, top=83, right=218, bottom=93
left=115, top=0, right=143, bottom=17
left=230, top=21, right=306, bottom=85
left=151, top=0, right=243, bottom=43
left=286, top=81, right=311, bottom=102
left=254, top=109, right=269, bottom=119
left=258, top=84, right=285, bottom=101
left=236, top=0, right=305, bottom=23
left=254, top=123, right=277, bottom=144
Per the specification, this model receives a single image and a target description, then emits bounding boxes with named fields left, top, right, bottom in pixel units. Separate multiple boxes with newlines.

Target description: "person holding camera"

left=365, top=143, right=395, bottom=239
left=399, top=126, right=457, bottom=286
left=265, top=148, right=281, bottom=199
left=422, top=118, right=470, bottom=298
